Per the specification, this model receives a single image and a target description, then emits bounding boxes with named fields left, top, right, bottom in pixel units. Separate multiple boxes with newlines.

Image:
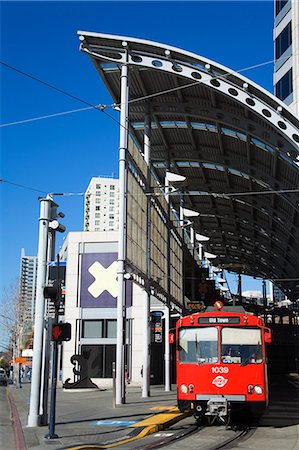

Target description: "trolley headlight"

left=180, top=384, right=188, bottom=394
left=253, top=385, right=263, bottom=394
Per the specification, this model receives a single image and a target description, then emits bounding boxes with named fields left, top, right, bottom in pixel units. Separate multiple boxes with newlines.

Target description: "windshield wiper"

left=240, top=357, right=251, bottom=367
left=195, top=334, right=202, bottom=364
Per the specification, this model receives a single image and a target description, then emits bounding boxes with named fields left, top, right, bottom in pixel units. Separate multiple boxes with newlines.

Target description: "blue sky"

left=1, top=1, right=275, bottom=305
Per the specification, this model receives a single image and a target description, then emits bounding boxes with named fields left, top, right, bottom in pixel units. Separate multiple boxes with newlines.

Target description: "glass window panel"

left=82, top=320, right=103, bottom=338
left=106, top=320, right=117, bottom=338
left=275, top=68, right=293, bottom=100
left=221, top=328, right=262, bottom=364
left=178, top=327, right=218, bottom=364
left=104, top=345, right=116, bottom=377
left=275, top=22, right=292, bottom=59
left=81, top=345, right=103, bottom=378
left=275, top=0, right=288, bottom=16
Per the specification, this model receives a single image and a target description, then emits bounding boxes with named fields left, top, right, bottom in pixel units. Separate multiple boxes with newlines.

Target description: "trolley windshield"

left=178, top=327, right=218, bottom=364
left=221, top=327, right=262, bottom=364
left=178, top=326, right=263, bottom=365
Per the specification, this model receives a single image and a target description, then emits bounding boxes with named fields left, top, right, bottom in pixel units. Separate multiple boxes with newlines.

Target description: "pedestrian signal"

left=52, top=323, right=71, bottom=342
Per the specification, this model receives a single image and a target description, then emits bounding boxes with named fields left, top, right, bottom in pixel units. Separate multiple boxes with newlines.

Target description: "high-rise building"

left=84, top=177, right=120, bottom=232
left=269, top=281, right=287, bottom=303
left=19, top=248, right=38, bottom=322
left=274, top=0, right=299, bottom=115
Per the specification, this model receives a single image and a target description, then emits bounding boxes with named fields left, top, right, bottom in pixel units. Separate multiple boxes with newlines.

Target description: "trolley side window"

left=221, top=328, right=263, bottom=365
left=178, top=327, right=218, bottom=364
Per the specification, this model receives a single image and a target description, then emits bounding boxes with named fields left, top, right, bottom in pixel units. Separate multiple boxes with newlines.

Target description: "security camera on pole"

left=28, top=195, right=65, bottom=428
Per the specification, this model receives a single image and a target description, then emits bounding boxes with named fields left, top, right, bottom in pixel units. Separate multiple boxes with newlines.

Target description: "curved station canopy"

left=78, top=32, right=299, bottom=301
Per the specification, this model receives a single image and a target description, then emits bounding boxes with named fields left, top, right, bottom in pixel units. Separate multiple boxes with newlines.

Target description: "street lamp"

left=164, top=171, right=186, bottom=393
left=216, top=276, right=226, bottom=283
left=165, top=171, right=186, bottom=183
left=195, top=233, right=210, bottom=242
left=204, top=251, right=217, bottom=259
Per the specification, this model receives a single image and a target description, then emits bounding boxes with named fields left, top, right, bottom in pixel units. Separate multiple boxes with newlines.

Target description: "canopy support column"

left=116, top=54, right=129, bottom=405
left=142, top=112, right=151, bottom=398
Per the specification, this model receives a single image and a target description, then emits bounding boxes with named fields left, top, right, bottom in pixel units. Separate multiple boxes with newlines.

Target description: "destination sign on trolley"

left=198, top=317, right=240, bottom=324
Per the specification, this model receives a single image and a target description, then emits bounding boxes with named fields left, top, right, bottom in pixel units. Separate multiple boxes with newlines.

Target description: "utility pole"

left=28, top=195, right=53, bottom=427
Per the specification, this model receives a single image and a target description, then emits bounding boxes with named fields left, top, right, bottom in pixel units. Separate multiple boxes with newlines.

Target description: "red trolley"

left=173, top=302, right=272, bottom=423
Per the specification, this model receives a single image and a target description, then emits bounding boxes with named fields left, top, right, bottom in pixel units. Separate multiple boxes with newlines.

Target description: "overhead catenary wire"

left=2, top=178, right=299, bottom=199
left=0, top=61, right=104, bottom=110
left=0, top=106, right=96, bottom=128
left=0, top=53, right=291, bottom=129
left=0, top=179, right=48, bottom=194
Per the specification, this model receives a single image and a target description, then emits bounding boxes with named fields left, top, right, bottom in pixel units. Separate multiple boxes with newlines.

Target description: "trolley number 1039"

left=211, top=367, right=229, bottom=374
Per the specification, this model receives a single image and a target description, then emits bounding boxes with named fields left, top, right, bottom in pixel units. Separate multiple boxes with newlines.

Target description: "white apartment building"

left=19, top=248, right=38, bottom=322
left=84, top=177, right=120, bottom=232
left=274, top=0, right=299, bottom=115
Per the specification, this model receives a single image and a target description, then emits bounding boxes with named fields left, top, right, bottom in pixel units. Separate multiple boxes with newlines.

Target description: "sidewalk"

left=7, top=382, right=179, bottom=450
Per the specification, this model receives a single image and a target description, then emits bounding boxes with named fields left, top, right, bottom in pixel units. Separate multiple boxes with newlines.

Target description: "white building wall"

left=61, top=231, right=153, bottom=389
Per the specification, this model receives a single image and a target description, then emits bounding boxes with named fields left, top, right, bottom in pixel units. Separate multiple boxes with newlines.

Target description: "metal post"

left=39, top=229, right=56, bottom=425
left=18, top=363, right=22, bottom=389
left=190, top=226, right=195, bottom=300
left=112, top=362, right=116, bottom=408
left=28, top=196, right=52, bottom=427
left=164, top=175, right=171, bottom=392
left=198, top=243, right=203, bottom=262
left=142, top=113, right=151, bottom=398
left=45, top=338, right=59, bottom=439
left=262, top=280, right=267, bottom=323
left=116, top=53, right=129, bottom=405
left=45, top=254, right=60, bottom=439
left=164, top=306, right=170, bottom=391
left=236, top=273, right=242, bottom=307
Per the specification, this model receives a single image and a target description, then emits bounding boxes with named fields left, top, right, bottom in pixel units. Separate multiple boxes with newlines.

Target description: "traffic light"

left=44, top=281, right=60, bottom=302
left=52, top=323, right=71, bottom=342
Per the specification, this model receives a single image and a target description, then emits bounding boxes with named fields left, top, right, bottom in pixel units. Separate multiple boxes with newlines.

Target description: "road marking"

left=150, top=405, right=176, bottom=411
left=90, top=420, right=138, bottom=427
left=154, top=432, right=174, bottom=437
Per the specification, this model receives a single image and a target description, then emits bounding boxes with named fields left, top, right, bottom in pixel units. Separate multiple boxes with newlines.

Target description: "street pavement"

left=1, top=375, right=299, bottom=450
left=5, top=381, right=180, bottom=450
left=0, top=385, right=15, bottom=450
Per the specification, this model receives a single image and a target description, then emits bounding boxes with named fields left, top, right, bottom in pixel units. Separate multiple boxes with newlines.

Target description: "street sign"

left=46, top=263, right=66, bottom=317
left=151, top=311, right=163, bottom=343
left=15, top=357, right=27, bottom=364
left=187, top=302, right=204, bottom=311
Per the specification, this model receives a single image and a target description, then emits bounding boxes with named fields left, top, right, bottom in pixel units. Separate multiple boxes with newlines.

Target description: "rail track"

left=139, top=419, right=257, bottom=450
